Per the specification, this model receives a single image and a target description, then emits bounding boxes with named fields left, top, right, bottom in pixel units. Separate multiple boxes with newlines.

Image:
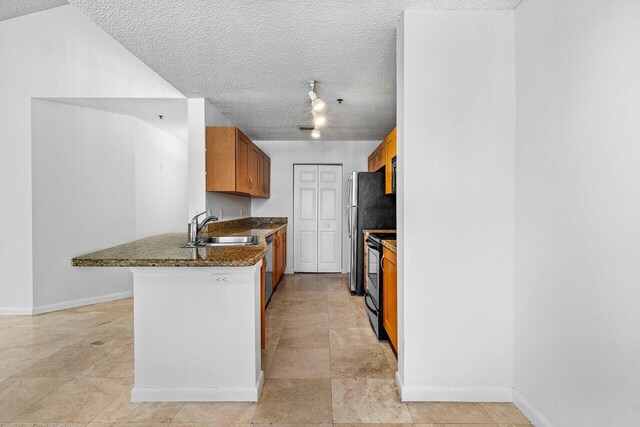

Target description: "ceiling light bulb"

left=311, top=128, right=321, bottom=139
left=311, top=97, right=326, bottom=112
left=313, top=114, right=326, bottom=127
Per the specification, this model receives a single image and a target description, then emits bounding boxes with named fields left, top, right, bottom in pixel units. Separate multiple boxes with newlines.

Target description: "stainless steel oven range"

left=364, top=232, right=395, bottom=339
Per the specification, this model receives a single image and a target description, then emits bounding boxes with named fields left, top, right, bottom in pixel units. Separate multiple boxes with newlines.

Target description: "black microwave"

left=391, top=156, right=397, bottom=193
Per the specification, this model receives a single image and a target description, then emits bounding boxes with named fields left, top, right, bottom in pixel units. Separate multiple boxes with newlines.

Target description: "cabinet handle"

left=248, top=176, right=253, bottom=188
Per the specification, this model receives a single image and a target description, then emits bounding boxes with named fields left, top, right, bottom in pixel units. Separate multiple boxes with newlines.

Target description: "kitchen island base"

left=130, top=264, right=263, bottom=402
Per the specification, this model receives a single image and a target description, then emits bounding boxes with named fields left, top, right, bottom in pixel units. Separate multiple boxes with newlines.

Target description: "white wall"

left=397, top=10, right=515, bottom=401
left=0, top=5, right=183, bottom=313
left=31, top=99, right=187, bottom=313
left=514, top=0, right=640, bottom=425
left=186, top=98, right=249, bottom=221
left=251, top=140, right=379, bottom=274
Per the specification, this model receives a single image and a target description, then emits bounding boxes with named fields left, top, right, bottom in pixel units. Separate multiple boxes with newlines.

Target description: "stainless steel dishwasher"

left=265, top=235, right=274, bottom=306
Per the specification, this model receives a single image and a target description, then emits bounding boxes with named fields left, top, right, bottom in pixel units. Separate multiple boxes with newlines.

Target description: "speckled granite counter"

left=382, top=239, right=397, bottom=253
left=72, top=217, right=287, bottom=267
left=363, top=229, right=397, bottom=253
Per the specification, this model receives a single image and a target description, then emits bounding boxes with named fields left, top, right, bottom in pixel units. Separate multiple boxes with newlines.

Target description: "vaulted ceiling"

left=4, top=0, right=523, bottom=141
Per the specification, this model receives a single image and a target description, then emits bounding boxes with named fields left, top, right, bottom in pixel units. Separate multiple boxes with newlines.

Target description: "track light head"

left=311, top=128, right=321, bottom=139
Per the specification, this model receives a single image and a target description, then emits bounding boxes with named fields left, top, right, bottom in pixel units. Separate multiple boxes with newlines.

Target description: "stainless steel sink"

left=182, top=236, right=259, bottom=248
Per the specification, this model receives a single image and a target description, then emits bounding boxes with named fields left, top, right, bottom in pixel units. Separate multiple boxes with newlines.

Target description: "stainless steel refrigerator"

left=347, top=171, right=396, bottom=295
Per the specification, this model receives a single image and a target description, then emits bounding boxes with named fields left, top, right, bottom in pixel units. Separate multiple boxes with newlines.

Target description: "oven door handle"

left=364, top=291, right=378, bottom=314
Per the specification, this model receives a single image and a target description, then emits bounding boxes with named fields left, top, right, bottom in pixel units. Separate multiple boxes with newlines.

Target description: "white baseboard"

left=0, top=306, right=34, bottom=315
left=0, top=290, right=133, bottom=316
left=131, top=371, right=265, bottom=402
left=514, top=389, right=553, bottom=427
left=396, top=372, right=512, bottom=402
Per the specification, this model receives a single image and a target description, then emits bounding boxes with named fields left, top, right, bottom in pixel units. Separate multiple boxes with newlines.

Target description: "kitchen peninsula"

left=72, top=217, right=287, bottom=402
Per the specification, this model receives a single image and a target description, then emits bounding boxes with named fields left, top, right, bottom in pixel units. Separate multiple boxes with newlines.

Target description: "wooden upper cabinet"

left=248, top=144, right=260, bottom=196
left=206, top=126, right=270, bottom=198
left=263, top=156, right=271, bottom=197
left=365, top=127, right=397, bottom=192
left=384, top=127, right=397, bottom=194
left=235, top=132, right=251, bottom=194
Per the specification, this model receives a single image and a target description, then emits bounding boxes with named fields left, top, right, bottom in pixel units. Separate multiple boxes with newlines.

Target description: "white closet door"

left=294, top=165, right=318, bottom=272
left=317, top=165, right=342, bottom=272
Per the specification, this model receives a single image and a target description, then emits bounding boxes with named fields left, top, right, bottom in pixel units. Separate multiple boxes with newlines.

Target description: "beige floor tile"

left=170, top=424, right=250, bottom=427
left=481, top=403, right=531, bottom=424
left=253, top=378, right=332, bottom=424
left=11, top=378, right=131, bottom=423
left=292, top=290, right=329, bottom=302
left=330, top=345, right=394, bottom=379
left=331, top=378, right=412, bottom=424
left=277, top=326, right=329, bottom=349
left=334, top=424, right=413, bottom=427
left=172, top=402, right=256, bottom=423
left=284, top=312, right=329, bottom=329
left=407, top=402, right=494, bottom=424
left=264, top=326, right=282, bottom=351
left=0, top=377, right=70, bottom=422
left=78, top=326, right=133, bottom=347
left=6, top=423, right=88, bottom=427
left=382, top=342, right=398, bottom=371
left=0, top=316, right=28, bottom=331
left=91, top=389, right=182, bottom=423
left=329, top=327, right=379, bottom=348
left=15, top=342, right=133, bottom=379
left=268, top=348, right=330, bottom=378
left=0, top=346, right=64, bottom=382
left=265, top=300, right=291, bottom=316
left=264, top=314, right=286, bottom=330
left=288, top=300, right=329, bottom=316
left=0, top=327, right=92, bottom=350
left=261, top=348, right=275, bottom=377
left=413, top=424, right=497, bottom=427
left=328, top=308, right=370, bottom=329
left=253, top=424, right=330, bottom=427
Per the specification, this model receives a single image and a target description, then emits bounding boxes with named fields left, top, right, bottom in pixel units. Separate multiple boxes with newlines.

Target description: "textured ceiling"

left=0, top=0, right=67, bottom=21
left=43, top=98, right=188, bottom=141
left=64, top=0, right=520, bottom=141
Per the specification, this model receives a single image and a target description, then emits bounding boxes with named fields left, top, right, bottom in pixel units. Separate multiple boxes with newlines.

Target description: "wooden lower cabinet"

left=261, top=256, right=266, bottom=349
left=382, top=247, right=398, bottom=353
left=272, top=227, right=287, bottom=290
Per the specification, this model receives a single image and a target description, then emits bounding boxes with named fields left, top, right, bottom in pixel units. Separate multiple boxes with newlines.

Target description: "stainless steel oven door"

left=366, top=240, right=381, bottom=307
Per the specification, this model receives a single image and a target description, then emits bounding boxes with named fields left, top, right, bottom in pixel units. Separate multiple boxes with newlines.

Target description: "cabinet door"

left=280, top=228, right=287, bottom=276
left=385, top=128, right=397, bottom=194
left=273, top=233, right=280, bottom=288
left=382, top=247, right=398, bottom=353
left=258, top=151, right=265, bottom=197
left=248, top=144, right=260, bottom=196
left=236, top=133, right=251, bottom=194
left=263, top=156, right=271, bottom=197
left=261, top=256, right=266, bottom=349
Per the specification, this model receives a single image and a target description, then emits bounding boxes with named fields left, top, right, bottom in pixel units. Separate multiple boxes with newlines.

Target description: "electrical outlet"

left=212, top=274, right=231, bottom=285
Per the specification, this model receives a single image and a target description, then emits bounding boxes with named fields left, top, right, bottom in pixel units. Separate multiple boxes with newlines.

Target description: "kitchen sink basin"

left=182, top=236, right=259, bottom=248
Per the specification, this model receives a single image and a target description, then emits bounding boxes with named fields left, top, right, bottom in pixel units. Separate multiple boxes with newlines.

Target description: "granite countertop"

left=363, top=229, right=396, bottom=236
left=362, top=229, right=397, bottom=253
left=72, top=217, right=287, bottom=268
left=382, top=239, right=397, bottom=253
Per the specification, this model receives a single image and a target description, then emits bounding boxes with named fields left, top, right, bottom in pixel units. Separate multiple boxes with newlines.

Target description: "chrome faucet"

left=187, top=211, right=219, bottom=245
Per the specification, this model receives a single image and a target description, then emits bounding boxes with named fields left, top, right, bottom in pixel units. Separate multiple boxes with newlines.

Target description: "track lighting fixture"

left=311, top=128, right=321, bottom=139
left=312, top=110, right=326, bottom=127
left=308, top=81, right=326, bottom=113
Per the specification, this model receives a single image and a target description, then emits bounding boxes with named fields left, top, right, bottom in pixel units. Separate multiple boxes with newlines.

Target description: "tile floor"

left=0, top=273, right=531, bottom=426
